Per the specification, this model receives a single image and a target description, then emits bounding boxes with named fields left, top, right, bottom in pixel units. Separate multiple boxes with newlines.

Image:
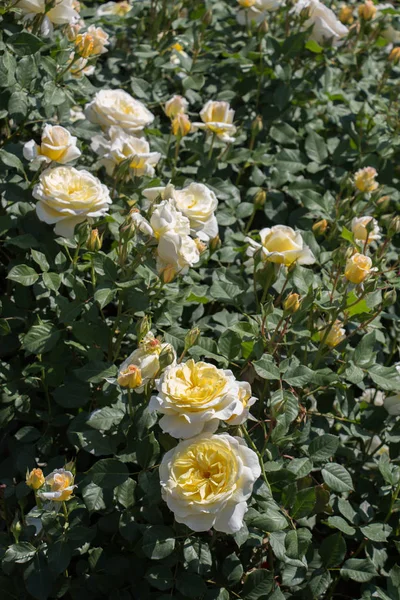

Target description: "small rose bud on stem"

left=312, top=219, right=328, bottom=236
left=283, top=292, right=301, bottom=314
left=87, top=228, right=103, bottom=252
left=136, top=315, right=152, bottom=343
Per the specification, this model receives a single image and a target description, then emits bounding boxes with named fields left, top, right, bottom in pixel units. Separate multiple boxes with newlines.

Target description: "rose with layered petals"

left=246, top=225, right=315, bottom=266
left=150, top=199, right=191, bottom=238
left=156, top=231, right=200, bottom=276
left=149, top=359, right=256, bottom=438
left=85, top=89, right=154, bottom=133
left=75, top=25, right=110, bottom=57
left=321, top=320, right=346, bottom=347
left=293, top=0, right=348, bottom=45
left=118, top=332, right=176, bottom=393
left=165, top=95, right=189, bottom=119
left=351, top=216, right=381, bottom=243
left=33, top=166, right=112, bottom=238
left=159, top=433, right=261, bottom=533
left=345, top=253, right=373, bottom=284
left=23, top=124, right=81, bottom=166
left=26, top=468, right=45, bottom=490
left=91, top=126, right=161, bottom=178
left=354, top=167, right=379, bottom=193
left=193, top=101, right=237, bottom=142
left=38, top=469, right=76, bottom=502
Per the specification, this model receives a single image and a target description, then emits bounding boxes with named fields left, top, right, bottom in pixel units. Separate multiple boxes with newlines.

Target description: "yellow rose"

left=33, top=166, right=111, bottom=238
left=283, top=292, right=301, bottom=313
left=26, top=468, right=45, bottom=490
left=354, top=167, right=378, bottom=193
left=75, top=26, right=109, bottom=57
left=358, top=0, right=377, bottom=20
left=389, top=47, right=400, bottom=65
left=23, top=124, right=81, bottom=166
left=339, top=5, right=353, bottom=24
left=159, top=433, right=261, bottom=533
left=38, top=469, right=76, bottom=502
left=246, top=225, right=315, bottom=266
left=149, top=359, right=256, bottom=438
left=96, top=1, right=132, bottom=16
left=345, top=253, right=373, bottom=284
left=351, top=216, right=381, bottom=243
left=321, top=320, right=346, bottom=347
left=172, top=113, right=192, bottom=137
left=193, top=100, right=237, bottom=142
left=164, top=95, right=189, bottom=119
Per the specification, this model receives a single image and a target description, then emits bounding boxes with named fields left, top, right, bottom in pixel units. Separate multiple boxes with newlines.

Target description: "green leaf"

left=87, top=406, right=124, bottom=431
left=0, top=149, right=25, bottom=173
left=136, top=432, right=160, bottom=469
left=285, top=528, right=312, bottom=559
left=176, top=572, right=207, bottom=597
left=86, top=459, right=129, bottom=488
left=42, top=272, right=61, bottom=292
left=322, top=463, right=354, bottom=492
left=340, top=558, right=377, bottom=582
left=74, top=361, right=117, bottom=383
left=305, top=39, right=324, bottom=53
left=326, top=516, right=356, bottom=536
left=183, top=538, right=212, bottom=576
left=47, top=538, right=71, bottom=575
left=253, top=355, right=281, bottom=380
left=3, top=542, right=36, bottom=564
left=7, top=264, right=39, bottom=286
left=309, top=434, right=339, bottom=461
left=22, top=323, right=61, bottom=355
left=24, top=553, right=53, bottom=600
left=243, top=569, right=274, bottom=600
left=319, top=533, right=346, bottom=568
left=388, top=565, right=400, bottom=600
left=145, top=565, right=174, bottom=591
left=246, top=508, right=288, bottom=532
left=307, top=569, right=332, bottom=598
left=291, top=487, right=316, bottom=519
left=142, top=525, right=176, bottom=560
left=115, top=478, right=136, bottom=508
left=360, top=523, right=392, bottom=542
left=369, top=364, right=400, bottom=391
left=305, top=130, right=328, bottom=164
left=94, top=287, right=116, bottom=309
left=222, top=553, right=243, bottom=586
left=8, top=32, right=44, bottom=55
left=31, top=250, right=49, bottom=272
left=82, top=482, right=106, bottom=512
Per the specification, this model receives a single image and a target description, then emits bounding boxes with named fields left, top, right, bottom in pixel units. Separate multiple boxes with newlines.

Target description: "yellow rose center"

left=171, top=440, right=238, bottom=502
left=165, top=361, right=228, bottom=411
left=264, top=232, right=297, bottom=253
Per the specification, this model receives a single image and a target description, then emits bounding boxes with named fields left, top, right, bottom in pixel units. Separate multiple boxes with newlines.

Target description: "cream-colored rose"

left=91, top=126, right=161, bottom=178
left=144, top=183, right=218, bottom=241
left=38, top=469, right=76, bottom=502
left=130, top=210, right=153, bottom=237
left=354, top=167, right=379, bottom=193
left=227, top=382, right=257, bottom=426
left=23, top=124, right=81, bottom=166
left=246, top=225, right=315, bottom=266
left=75, top=25, right=110, bottom=57
left=351, top=216, right=381, bottom=243
left=150, top=199, right=191, bottom=238
left=165, top=95, right=189, bottom=119
left=85, top=89, right=154, bottom=133
left=16, top=0, right=79, bottom=36
left=237, top=0, right=283, bottom=25
left=293, top=0, right=348, bottom=45
left=156, top=232, right=200, bottom=276
left=149, top=359, right=255, bottom=438
left=26, top=468, right=45, bottom=490
left=192, top=101, right=237, bottom=143
left=159, top=433, right=261, bottom=533
left=321, top=320, right=346, bottom=347
left=118, top=332, right=176, bottom=393
left=345, top=253, right=373, bottom=284
left=96, top=1, right=131, bottom=16
left=33, top=166, right=112, bottom=238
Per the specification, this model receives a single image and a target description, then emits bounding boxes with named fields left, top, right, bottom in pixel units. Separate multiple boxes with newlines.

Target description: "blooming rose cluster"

left=26, top=468, right=76, bottom=502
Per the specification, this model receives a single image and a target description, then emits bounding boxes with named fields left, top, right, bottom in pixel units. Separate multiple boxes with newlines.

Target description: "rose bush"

left=1, top=0, right=400, bottom=599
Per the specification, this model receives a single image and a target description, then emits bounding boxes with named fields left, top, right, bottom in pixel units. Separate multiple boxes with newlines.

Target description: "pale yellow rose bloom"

left=96, top=1, right=131, bottom=16
left=38, top=469, right=76, bottom=502
left=351, top=216, right=381, bottom=244
left=322, top=320, right=346, bottom=347
left=23, top=125, right=81, bottom=166
left=345, top=253, right=373, bottom=284
left=75, top=25, right=109, bottom=57
left=192, top=100, right=237, bottom=143
left=354, top=167, right=378, bottom=193
left=85, top=89, right=154, bottom=133
left=160, top=433, right=261, bottom=533
left=246, top=225, right=315, bottom=266
left=164, top=95, right=189, bottom=119
left=172, top=113, right=192, bottom=137
left=26, top=468, right=45, bottom=490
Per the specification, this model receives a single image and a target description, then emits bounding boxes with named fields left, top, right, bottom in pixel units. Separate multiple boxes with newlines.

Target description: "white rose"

left=192, top=100, right=237, bottom=143
left=33, top=166, right=112, bottom=238
left=23, top=124, right=81, bottom=166
left=149, top=359, right=255, bottom=438
left=150, top=199, right=190, bottom=238
left=70, top=107, right=86, bottom=122
left=91, top=126, right=161, bottom=177
left=96, top=1, right=131, bottom=16
left=246, top=225, right=315, bottom=266
left=159, top=433, right=261, bottom=533
left=237, top=0, right=283, bottom=25
left=16, top=0, right=79, bottom=36
left=293, top=0, right=348, bottom=45
left=85, top=89, right=154, bottom=133
left=38, top=469, right=76, bottom=502
left=157, top=232, right=200, bottom=275
left=118, top=332, right=176, bottom=393
left=226, top=382, right=258, bottom=426
left=351, top=216, right=381, bottom=243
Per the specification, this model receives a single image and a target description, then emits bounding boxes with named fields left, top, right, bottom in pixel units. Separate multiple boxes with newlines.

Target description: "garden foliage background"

left=1, top=0, right=400, bottom=598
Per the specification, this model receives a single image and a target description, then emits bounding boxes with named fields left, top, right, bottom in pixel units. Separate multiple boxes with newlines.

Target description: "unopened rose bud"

left=300, top=6, right=311, bottom=20
left=389, top=215, right=400, bottom=236
left=254, top=189, right=266, bottom=208
left=252, top=115, right=263, bottom=134
left=202, top=9, right=213, bottom=25
left=389, top=47, right=400, bottom=65
left=312, top=219, right=328, bottom=235
left=158, top=343, right=176, bottom=371
left=283, top=293, right=301, bottom=313
left=117, top=364, right=143, bottom=389
left=75, top=33, right=95, bottom=58
left=358, top=0, right=377, bottom=20
left=26, top=468, right=45, bottom=490
left=345, top=253, right=373, bottom=285
left=339, top=5, right=353, bottom=24
left=11, top=518, right=22, bottom=543
left=136, top=315, right=152, bottom=343
left=377, top=195, right=390, bottom=208
left=87, top=228, right=102, bottom=252
left=210, top=234, right=221, bottom=252
left=161, top=264, right=176, bottom=284
left=383, top=288, right=397, bottom=306
left=164, top=95, right=188, bottom=119
left=172, top=113, right=191, bottom=137
left=184, top=327, right=200, bottom=351
left=259, top=20, right=269, bottom=34
left=64, top=460, right=76, bottom=475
